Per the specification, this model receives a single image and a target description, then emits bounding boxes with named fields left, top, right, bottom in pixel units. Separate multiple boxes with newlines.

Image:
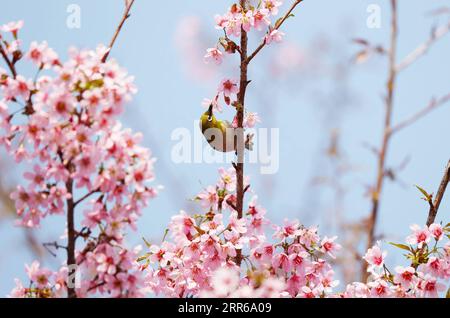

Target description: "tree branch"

left=66, top=177, right=77, bottom=298
left=390, top=93, right=450, bottom=135
left=234, top=0, right=250, bottom=267
left=101, top=0, right=136, bottom=63
left=246, top=0, right=304, bottom=64
left=364, top=0, right=398, bottom=282
left=0, top=44, right=17, bottom=78
left=43, top=241, right=67, bottom=257
left=74, top=188, right=100, bottom=207
left=426, top=160, right=450, bottom=226
left=396, top=21, right=450, bottom=72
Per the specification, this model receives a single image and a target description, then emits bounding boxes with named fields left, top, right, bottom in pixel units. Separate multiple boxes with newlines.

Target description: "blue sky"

left=0, top=0, right=449, bottom=295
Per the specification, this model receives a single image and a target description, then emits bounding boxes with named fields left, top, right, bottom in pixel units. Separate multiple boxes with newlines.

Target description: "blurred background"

left=1, top=0, right=449, bottom=294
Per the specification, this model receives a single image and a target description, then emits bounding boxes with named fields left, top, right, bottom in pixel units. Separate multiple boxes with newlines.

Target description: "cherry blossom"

left=265, top=29, right=285, bottom=45
left=140, top=169, right=343, bottom=298
left=264, top=0, right=283, bottom=16
left=204, top=47, right=223, bottom=65
left=363, top=241, right=386, bottom=270
left=1, top=20, right=24, bottom=37
left=243, top=112, right=261, bottom=128
left=429, top=223, right=443, bottom=241
left=1, top=22, right=157, bottom=298
left=4, top=0, right=450, bottom=299
left=406, top=224, right=432, bottom=248
left=320, top=236, right=341, bottom=259
left=394, top=266, right=415, bottom=287
left=218, top=78, right=239, bottom=98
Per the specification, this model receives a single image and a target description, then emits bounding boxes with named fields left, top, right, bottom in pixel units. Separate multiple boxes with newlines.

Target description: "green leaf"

left=389, top=242, right=411, bottom=252
left=415, top=185, right=432, bottom=202
left=142, top=236, right=151, bottom=248
left=136, top=253, right=150, bottom=262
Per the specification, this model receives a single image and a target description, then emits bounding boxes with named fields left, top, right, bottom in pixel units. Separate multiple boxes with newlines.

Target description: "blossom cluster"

left=140, top=168, right=449, bottom=298
left=202, top=1, right=289, bottom=127
left=1, top=21, right=157, bottom=297
left=204, top=0, right=285, bottom=66
left=140, top=168, right=342, bottom=298
left=343, top=223, right=450, bottom=298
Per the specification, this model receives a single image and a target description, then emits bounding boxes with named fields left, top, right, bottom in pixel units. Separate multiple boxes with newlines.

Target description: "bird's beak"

left=207, top=104, right=213, bottom=121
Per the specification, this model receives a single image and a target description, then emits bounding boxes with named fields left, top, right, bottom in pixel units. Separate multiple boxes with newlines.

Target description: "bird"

left=200, top=104, right=253, bottom=153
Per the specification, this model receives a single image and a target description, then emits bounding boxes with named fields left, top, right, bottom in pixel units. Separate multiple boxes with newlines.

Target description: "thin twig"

left=0, top=44, right=17, bottom=78
left=101, top=0, right=136, bottom=63
left=390, top=93, right=450, bottom=135
left=43, top=241, right=67, bottom=257
left=246, top=0, right=304, bottom=64
left=74, top=188, right=100, bottom=207
left=396, top=21, right=450, bottom=72
left=426, top=160, right=450, bottom=226
left=364, top=0, right=398, bottom=281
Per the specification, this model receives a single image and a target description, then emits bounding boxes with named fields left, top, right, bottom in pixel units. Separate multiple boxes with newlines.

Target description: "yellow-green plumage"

left=200, top=105, right=237, bottom=153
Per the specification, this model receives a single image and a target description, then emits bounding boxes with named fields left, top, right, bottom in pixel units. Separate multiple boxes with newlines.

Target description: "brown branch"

left=66, top=177, right=77, bottom=298
left=234, top=0, right=250, bottom=267
left=61, top=1, right=136, bottom=297
left=426, top=160, right=450, bottom=226
left=101, top=0, right=136, bottom=63
left=0, top=44, right=17, bottom=78
left=87, top=281, right=106, bottom=293
left=246, top=0, right=304, bottom=64
left=232, top=0, right=304, bottom=266
left=364, top=0, right=398, bottom=282
left=390, top=93, right=450, bottom=135
left=396, top=21, right=450, bottom=72
left=43, top=241, right=67, bottom=257
left=74, top=188, right=100, bottom=207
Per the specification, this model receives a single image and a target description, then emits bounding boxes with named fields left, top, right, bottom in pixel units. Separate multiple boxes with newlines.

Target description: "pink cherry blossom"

left=320, top=236, right=341, bottom=259
left=263, top=0, right=283, bottom=16
left=210, top=268, right=240, bottom=297
left=218, top=78, right=239, bottom=97
left=417, top=273, right=446, bottom=298
left=429, top=223, right=444, bottom=241
left=394, top=266, right=415, bottom=287
left=229, top=211, right=247, bottom=234
left=202, top=95, right=222, bottom=113
left=197, top=185, right=218, bottom=208
left=2, top=23, right=157, bottom=298
left=243, top=112, right=261, bottom=128
left=253, top=9, right=271, bottom=31
left=25, top=261, right=53, bottom=289
left=406, top=224, right=432, bottom=248
left=218, top=167, right=237, bottom=192
left=367, top=279, right=391, bottom=298
left=1, top=20, right=24, bottom=37
left=265, top=29, right=285, bottom=45
left=363, top=242, right=387, bottom=269
left=204, top=47, right=223, bottom=65
left=274, top=219, right=301, bottom=239
left=240, top=11, right=255, bottom=32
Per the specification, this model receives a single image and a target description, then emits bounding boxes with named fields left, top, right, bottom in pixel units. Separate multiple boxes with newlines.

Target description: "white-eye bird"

left=200, top=104, right=252, bottom=153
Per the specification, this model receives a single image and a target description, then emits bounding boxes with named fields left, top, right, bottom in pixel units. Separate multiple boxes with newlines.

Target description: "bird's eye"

left=208, top=116, right=213, bottom=122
